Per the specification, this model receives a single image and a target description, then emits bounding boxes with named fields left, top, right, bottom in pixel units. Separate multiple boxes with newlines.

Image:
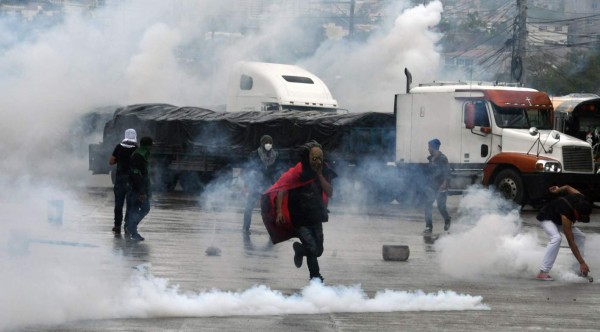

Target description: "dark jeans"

left=243, top=190, right=261, bottom=231
left=424, top=188, right=451, bottom=229
left=295, top=223, right=324, bottom=279
left=113, top=175, right=131, bottom=227
left=126, top=191, right=150, bottom=236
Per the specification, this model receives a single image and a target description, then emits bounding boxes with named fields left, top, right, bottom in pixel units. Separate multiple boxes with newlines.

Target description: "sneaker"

left=423, top=227, right=432, bottom=234
left=130, top=233, right=145, bottom=241
left=112, top=226, right=121, bottom=234
left=293, top=242, right=303, bottom=268
left=536, top=271, right=554, bottom=281
left=444, top=221, right=451, bottom=232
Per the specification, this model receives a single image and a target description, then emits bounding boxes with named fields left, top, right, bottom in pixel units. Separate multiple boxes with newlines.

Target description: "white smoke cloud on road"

left=0, top=259, right=488, bottom=331
left=435, top=187, right=597, bottom=282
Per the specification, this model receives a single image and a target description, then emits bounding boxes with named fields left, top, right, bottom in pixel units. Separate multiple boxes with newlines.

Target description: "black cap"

left=140, top=136, right=153, bottom=147
left=260, top=135, right=273, bottom=144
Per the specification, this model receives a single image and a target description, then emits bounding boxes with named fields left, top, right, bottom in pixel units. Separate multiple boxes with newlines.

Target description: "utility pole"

left=511, top=0, right=527, bottom=84
left=349, top=0, right=355, bottom=37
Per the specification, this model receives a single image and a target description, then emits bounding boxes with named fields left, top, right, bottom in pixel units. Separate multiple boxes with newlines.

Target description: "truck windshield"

left=491, top=105, right=551, bottom=129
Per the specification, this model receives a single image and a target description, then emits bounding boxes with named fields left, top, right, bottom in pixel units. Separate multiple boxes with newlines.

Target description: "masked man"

left=243, top=135, right=281, bottom=233
left=262, top=141, right=336, bottom=282
left=126, top=136, right=153, bottom=241
left=108, top=128, right=137, bottom=234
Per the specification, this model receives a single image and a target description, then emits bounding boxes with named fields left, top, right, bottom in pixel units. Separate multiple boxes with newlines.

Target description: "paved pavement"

left=5, top=187, right=600, bottom=331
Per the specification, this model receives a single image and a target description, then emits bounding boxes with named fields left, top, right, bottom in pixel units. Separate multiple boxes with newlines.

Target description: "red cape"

left=260, top=162, right=328, bottom=244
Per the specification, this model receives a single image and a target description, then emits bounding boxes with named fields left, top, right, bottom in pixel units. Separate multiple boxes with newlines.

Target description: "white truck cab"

left=226, top=61, right=339, bottom=112
left=395, top=74, right=598, bottom=204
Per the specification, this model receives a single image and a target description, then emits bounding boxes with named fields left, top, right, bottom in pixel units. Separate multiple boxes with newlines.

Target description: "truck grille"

left=562, top=146, right=593, bottom=172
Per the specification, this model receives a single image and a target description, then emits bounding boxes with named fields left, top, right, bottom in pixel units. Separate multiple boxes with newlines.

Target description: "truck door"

left=461, top=100, right=493, bottom=166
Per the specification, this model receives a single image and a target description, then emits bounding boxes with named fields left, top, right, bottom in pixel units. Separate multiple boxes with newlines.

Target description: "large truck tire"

left=493, top=168, right=526, bottom=205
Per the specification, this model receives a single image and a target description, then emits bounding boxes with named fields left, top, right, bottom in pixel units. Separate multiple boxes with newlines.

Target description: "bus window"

left=579, top=117, right=600, bottom=144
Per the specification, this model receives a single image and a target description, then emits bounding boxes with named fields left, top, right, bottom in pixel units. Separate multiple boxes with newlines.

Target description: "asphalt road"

left=5, top=186, right=600, bottom=332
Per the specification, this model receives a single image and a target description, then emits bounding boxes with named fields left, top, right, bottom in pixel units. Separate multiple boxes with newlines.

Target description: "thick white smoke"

left=0, top=2, right=457, bottom=329
left=303, top=1, right=443, bottom=112
left=0, top=177, right=488, bottom=330
left=0, top=0, right=443, bottom=185
left=0, top=259, right=488, bottom=331
left=435, top=187, right=599, bottom=282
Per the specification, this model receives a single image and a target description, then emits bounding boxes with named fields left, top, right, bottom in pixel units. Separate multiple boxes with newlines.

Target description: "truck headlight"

left=535, top=160, right=562, bottom=173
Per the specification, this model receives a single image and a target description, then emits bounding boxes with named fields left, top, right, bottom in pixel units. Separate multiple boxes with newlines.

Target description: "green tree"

left=528, top=50, right=600, bottom=95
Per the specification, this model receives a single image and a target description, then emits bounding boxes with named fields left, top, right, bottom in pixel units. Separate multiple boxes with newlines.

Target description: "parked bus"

left=552, top=93, right=600, bottom=159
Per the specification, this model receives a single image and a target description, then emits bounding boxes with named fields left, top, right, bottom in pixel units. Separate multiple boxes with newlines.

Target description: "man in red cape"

left=261, top=141, right=335, bottom=282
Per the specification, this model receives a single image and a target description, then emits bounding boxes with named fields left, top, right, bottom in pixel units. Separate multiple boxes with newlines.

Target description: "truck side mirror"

left=529, top=127, right=539, bottom=136
left=465, top=103, right=476, bottom=129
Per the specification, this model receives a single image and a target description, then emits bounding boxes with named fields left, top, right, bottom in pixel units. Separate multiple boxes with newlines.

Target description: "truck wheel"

left=493, top=169, right=526, bottom=204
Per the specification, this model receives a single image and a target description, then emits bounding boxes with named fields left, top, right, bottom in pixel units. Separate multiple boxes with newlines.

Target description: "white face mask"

left=264, top=143, right=272, bottom=151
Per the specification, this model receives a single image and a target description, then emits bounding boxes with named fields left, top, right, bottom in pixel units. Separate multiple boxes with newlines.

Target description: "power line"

left=528, top=12, right=600, bottom=24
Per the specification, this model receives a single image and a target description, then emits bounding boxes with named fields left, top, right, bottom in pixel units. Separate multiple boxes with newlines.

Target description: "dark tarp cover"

left=103, top=103, right=395, bottom=161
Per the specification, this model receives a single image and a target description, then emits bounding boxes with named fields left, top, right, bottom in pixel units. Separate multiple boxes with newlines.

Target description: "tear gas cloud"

left=0, top=2, right=474, bottom=329
left=435, top=187, right=600, bottom=282
left=0, top=177, right=491, bottom=331
left=0, top=183, right=126, bottom=330
left=302, top=1, right=443, bottom=112
left=0, top=0, right=443, bottom=186
left=0, top=261, right=489, bottom=330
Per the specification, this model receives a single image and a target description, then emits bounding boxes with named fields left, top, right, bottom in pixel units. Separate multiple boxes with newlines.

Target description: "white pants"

left=540, top=220, right=586, bottom=273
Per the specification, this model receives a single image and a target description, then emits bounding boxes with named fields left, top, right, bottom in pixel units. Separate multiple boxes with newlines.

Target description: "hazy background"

left=0, top=0, right=443, bottom=185
left=2, top=1, right=596, bottom=330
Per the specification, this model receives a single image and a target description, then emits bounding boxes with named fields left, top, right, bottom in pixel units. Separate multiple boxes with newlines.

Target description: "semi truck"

left=88, top=62, right=394, bottom=195
left=89, top=106, right=394, bottom=195
left=89, top=61, right=600, bottom=204
left=393, top=70, right=600, bottom=204
left=226, top=61, right=340, bottom=113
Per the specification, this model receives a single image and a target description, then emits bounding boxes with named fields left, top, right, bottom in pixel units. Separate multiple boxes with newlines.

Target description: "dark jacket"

left=112, top=144, right=137, bottom=177
left=246, top=149, right=282, bottom=191
left=536, top=193, right=587, bottom=225
left=427, top=152, right=449, bottom=189
left=130, top=148, right=151, bottom=195
left=288, top=164, right=336, bottom=227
